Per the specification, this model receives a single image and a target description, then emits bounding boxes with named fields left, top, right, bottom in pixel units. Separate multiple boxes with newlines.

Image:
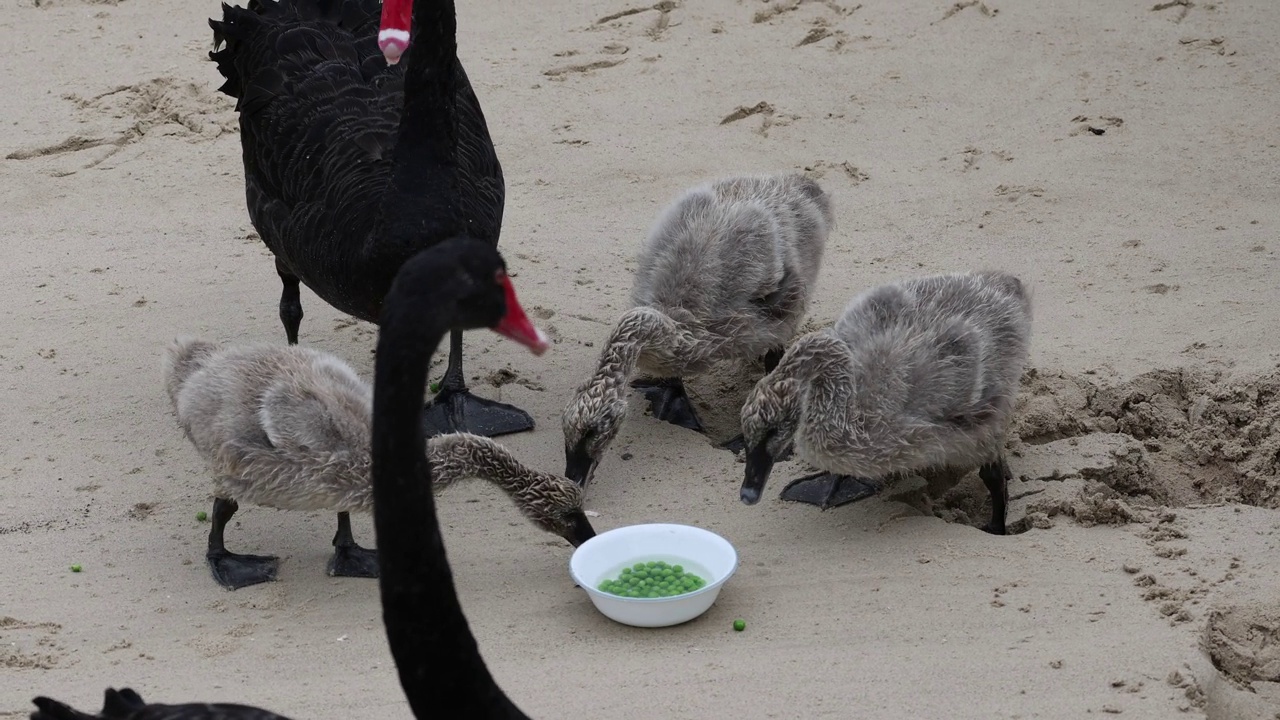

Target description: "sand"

left=2, top=0, right=1279, bottom=717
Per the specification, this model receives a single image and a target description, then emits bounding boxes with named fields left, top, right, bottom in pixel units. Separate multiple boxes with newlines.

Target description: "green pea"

left=733, top=619, right=746, bottom=632
left=70, top=564, right=82, bottom=573
left=597, top=560, right=708, bottom=598
left=196, top=511, right=208, bottom=522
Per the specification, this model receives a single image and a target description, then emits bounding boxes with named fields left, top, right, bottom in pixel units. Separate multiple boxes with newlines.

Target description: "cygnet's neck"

left=597, top=306, right=720, bottom=383
left=428, top=433, right=545, bottom=494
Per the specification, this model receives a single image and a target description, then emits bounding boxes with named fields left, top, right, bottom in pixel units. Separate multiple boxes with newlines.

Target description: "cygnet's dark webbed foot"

left=421, top=388, right=535, bottom=438
left=779, top=473, right=880, bottom=510
left=720, top=435, right=747, bottom=454
left=207, top=550, right=279, bottom=590
left=630, top=377, right=704, bottom=432
left=720, top=435, right=793, bottom=461
left=205, top=497, right=277, bottom=590
left=327, top=511, right=380, bottom=578
left=327, top=544, right=379, bottom=578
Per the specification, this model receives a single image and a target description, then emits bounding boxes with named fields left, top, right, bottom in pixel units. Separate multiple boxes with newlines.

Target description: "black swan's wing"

left=209, top=0, right=504, bottom=320
left=452, top=63, right=504, bottom=245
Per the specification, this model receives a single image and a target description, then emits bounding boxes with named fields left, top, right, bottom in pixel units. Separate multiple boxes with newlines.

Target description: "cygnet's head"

left=561, top=377, right=629, bottom=488
left=738, top=377, right=802, bottom=506
left=513, top=478, right=596, bottom=547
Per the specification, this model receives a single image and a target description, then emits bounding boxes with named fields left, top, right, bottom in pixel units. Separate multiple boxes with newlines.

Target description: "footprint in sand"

left=5, top=78, right=236, bottom=176
left=593, top=0, right=678, bottom=40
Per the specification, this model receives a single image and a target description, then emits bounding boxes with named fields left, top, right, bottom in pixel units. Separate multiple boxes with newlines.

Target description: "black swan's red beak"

left=493, top=273, right=550, bottom=356
left=378, top=0, right=412, bottom=65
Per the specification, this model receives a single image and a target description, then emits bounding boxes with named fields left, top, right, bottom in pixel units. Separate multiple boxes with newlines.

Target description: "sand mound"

left=1203, top=600, right=1280, bottom=689
left=1011, top=367, right=1280, bottom=510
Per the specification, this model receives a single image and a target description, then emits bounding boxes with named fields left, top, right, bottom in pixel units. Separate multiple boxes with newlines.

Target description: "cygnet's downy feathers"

left=562, top=173, right=833, bottom=486
left=163, top=338, right=592, bottom=544
left=630, top=173, right=832, bottom=368
left=740, top=270, right=1032, bottom=499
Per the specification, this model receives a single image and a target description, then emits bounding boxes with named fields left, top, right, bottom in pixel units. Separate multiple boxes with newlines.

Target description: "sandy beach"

left=2, top=0, right=1278, bottom=717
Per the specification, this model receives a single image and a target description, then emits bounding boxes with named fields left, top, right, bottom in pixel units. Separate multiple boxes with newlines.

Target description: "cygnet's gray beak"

left=741, top=442, right=775, bottom=505
left=564, top=444, right=596, bottom=489
left=563, top=510, right=597, bottom=548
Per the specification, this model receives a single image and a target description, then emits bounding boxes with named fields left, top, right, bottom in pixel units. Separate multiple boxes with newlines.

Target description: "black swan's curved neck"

left=371, top=283, right=528, bottom=717
left=377, top=0, right=462, bottom=244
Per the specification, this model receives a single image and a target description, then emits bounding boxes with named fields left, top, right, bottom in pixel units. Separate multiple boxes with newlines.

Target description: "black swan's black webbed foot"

left=206, top=497, right=278, bottom=590
left=978, top=457, right=1011, bottom=536
left=275, top=258, right=303, bottom=346
left=420, top=328, right=535, bottom=438
left=327, top=511, right=380, bottom=578
left=421, top=388, right=535, bottom=438
left=630, top=377, right=704, bottom=432
left=779, top=473, right=879, bottom=510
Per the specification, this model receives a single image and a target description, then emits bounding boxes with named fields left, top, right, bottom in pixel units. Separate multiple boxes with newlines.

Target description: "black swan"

left=208, top=0, right=539, bottom=439
left=29, top=243, right=541, bottom=720
left=27, top=0, right=542, bottom=714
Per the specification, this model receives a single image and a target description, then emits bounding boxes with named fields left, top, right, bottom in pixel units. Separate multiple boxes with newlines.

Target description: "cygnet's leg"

left=780, top=474, right=879, bottom=510
left=275, top=258, right=303, bottom=346
left=420, top=329, right=535, bottom=438
left=327, top=512, right=379, bottom=578
left=762, top=346, right=786, bottom=374
left=719, top=347, right=789, bottom=453
left=630, top=377, right=704, bottom=432
left=978, top=457, right=1011, bottom=535
left=206, top=498, right=278, bottom=590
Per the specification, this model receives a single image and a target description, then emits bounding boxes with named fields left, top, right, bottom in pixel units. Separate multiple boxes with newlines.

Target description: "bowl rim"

left=568, top=522, right=739, bottom=604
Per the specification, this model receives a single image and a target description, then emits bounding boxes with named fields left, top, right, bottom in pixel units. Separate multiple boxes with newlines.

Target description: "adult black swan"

left=208, top=0, right=539, bottom=438
left=29, top=244, right=542, bottom=720
left=26, top=1, right=544, bottom=715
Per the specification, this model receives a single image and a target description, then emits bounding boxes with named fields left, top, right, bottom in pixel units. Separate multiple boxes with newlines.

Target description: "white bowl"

left=569, top=523, right=739, bottom=628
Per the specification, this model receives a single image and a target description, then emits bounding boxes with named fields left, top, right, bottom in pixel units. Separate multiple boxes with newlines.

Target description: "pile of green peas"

left=597, top=560, right=706, bottom=598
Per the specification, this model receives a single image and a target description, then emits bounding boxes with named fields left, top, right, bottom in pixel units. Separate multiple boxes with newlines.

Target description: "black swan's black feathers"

left=208, top=0, right=504, bottom=323
left=31, top=688, right=293, bottom=720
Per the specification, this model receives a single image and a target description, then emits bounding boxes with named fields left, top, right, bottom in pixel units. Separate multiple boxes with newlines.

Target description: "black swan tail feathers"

left=100, top=688, right=146, bottom=718
left=32, top=688, right=297, bottom=720
left=30, top=697, right=98, bottom=720
left=30, top=688, right=143, bottom=720
left=209, top=0, right=384, bottom=104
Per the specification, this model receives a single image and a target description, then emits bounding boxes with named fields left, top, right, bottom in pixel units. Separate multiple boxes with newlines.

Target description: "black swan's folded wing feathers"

left=453, top=66, right=505, bottom=244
